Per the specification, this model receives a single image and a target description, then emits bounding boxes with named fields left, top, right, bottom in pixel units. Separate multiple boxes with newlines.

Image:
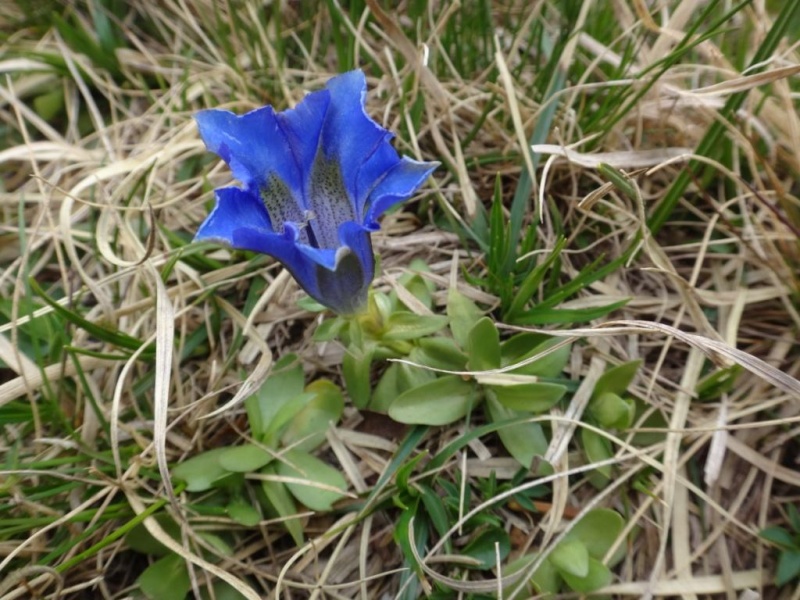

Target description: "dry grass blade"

left=1, top=1, right=798, bottom=598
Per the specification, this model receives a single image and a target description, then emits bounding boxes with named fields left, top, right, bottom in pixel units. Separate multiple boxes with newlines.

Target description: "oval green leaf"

left=467, top=317, right=501, bottom=371
left=566, top=507, right=626, bottom=564
left=137, top=553, right=192, bottom=600
left=277, top=449, right=347, bottom=512
left=592, top=360, right=641, bottom=399
left=550, top=539, right=589, bottom=578
left=488, top=382, right=566, bottom=413
left=388, top=375, right=478, bottom=425
left=382, top=312, right=449, bottom=341
left=219, top=443, right=274, bottom=473
left=280, top=379, right=344, bottom=451
left=590, top=392, right=636, bottom=429
left=486, top=396, right=548, bottom=468
left=462, top=526, right=511, bottom=569
left=172, top=448, right=230, bottom=492
left=559, top=556, right=613, bottom=593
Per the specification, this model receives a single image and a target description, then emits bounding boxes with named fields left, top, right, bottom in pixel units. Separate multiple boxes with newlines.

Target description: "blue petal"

left=195, top=187, right=272, bottom=244
left=195, top=108, right=301, bottom=194
left=320, top=71, right=389, bottom=214
left=315, top=222, right=373, bottom=314
left=232, top=221, right=372, bottom=315
left=364, top=157, right=439, bottom=227
left=277, top=89, right=330, bottom=184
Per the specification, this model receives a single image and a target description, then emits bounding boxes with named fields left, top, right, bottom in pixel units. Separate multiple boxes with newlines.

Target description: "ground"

left=1, top=1, right=799, bottom=599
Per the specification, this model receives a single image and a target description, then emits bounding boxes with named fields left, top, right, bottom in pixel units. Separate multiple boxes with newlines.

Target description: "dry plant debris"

left=0, top=1, right=799, bottom=599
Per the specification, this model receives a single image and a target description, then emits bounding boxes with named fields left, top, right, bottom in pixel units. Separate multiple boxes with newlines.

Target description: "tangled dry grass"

left=1, top=1, right=799, bottom=598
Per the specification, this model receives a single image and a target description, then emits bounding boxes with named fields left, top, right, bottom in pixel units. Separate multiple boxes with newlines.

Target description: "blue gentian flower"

left=194, top=70, right=438, bottom=314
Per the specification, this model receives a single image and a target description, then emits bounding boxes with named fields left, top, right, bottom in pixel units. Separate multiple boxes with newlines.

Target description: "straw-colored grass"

left=1, top=1, right=799, bottom=599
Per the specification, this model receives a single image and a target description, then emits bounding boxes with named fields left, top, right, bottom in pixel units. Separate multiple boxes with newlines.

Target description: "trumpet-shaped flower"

left=194, top=70, right=438, bottom=314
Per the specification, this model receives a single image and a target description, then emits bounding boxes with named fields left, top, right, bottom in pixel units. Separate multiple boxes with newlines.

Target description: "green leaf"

left=598, top=163, right=638, bottom=200
left=589, top=392, right=636, bottom=429
left=264, top=391, right=318, bottom=443
left=559, top=556, right=613, bottom=593
left=389, top=376, right=477, bottom=425
left=382, top=313, right=450, bottom=341
left=566, top=508, right=626, bottom=564
left=592, top=360, right=641, bottom=399
left=485, top=397, right=548, bottom=468
left=488, top=175, right=510, bottom=280
left=245, top=354, right=305, bottom=438
left=226, top=500, right=261, bottom=527
left=125, top=514, right=179, bottom=557
left=137, top=553, right=192, bottom=600
left=51, top=12, right=120, bottom=75
left=696, top=364, right=742, bottom=401
left=467, top=317, right=501, bottom=371
left=530, top=555, right=561, bottom=594
left=760, top=526, right=796, bottom=549
left=33, top=89, right=64, bottom=121
left=313, top=316, right=347, bottom=342
left=787, top=503, right=800, bottom=533
left=277, top=449, right=347, bottom=511
left=371, top=363, right=402, bottom=413
left=219, top=444, right=274, bottom=473
left=416, top=337, right=468, bottom=371
left=200, top=580, right=250, bottom=600
left=418, top=484, right=451, bottom=543
left=487, top=382, right=566, bottom=413
left=397, top=260, right=436, bottom=309
left=549, top=539, right=589, bottom=578
left=500, top=332, right=549, bottom=361
left=197, top=531, right=233, bottom=556
left=393, top=501, right=428, bottom=578
left=447, top=288, right=483, bottom=349
left=461, top=526, right=511, bottom=570
left=581, top=428, right=613, bottom=484
left=30, top=278, right=152, bottom=357
left=172, top=448, right=231, bottom=492
left=364, top=426, right=428, bottom=508
left=503, top=337, right=571, bottom=378
left=776, top=550, right=800, bottom=587
left=395, top=451, right=429, bottom=496
left=259, top=468, right=303, bottom=545
left=512, top=299, right=630, bottom=325
left=343, top=343, right=375, bottom=409
left=280, top=380, right=344, bottom=451
left=506, top=236, right=567, bottom=319
left=397, top=356, right=439, bottom=391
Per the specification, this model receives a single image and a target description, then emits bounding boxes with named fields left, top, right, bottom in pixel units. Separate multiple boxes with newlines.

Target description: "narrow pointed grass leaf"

left=513, top=299, right=631, bottom=325
left=29, top=279, right=152, bottom=357
left=648, top=0, right=800, bottom=234
left=506, top=236, right=567, bottom=319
